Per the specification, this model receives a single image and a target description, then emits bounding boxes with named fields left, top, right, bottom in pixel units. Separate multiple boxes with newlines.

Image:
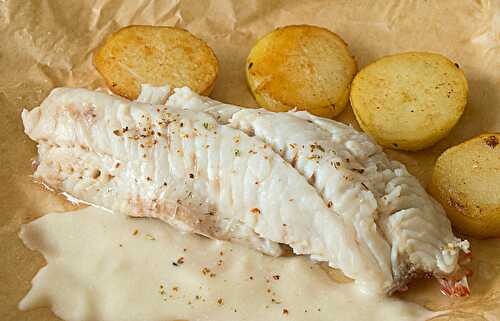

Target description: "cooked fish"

left=22, top=87, right=469, bottom=295
left=168, top=87, right=472, bottom=294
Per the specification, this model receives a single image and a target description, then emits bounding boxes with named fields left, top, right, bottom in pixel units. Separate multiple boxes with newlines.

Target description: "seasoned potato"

left=246, top=25, right=357, bottom=118
left=94, top=25, right=218, bottom=100
left=430, top=133, right=500, bottom=238
left=350, top=52, right=468, bottom=151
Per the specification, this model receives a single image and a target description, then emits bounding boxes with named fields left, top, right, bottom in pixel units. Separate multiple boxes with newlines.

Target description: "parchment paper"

left=1, top=1, right=499, bottom=320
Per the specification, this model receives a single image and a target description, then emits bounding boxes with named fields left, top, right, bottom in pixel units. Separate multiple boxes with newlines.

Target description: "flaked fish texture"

left=22, top=86, right=469, bottom=295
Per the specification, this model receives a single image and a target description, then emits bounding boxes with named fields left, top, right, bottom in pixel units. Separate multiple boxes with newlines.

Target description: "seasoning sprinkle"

left=310, top=143, right=325, bottom=152
left=484, top=135, right=499, bottom=148
left=250, top=208, right=261, bottom=215
left=307, top=154, right=321, bottom=160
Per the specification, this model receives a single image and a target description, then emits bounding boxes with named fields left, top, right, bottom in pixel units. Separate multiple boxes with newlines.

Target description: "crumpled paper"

left=0, top=0, right=499, bottom=320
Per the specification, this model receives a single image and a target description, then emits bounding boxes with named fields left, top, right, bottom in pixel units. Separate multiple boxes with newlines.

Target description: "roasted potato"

left=350, top=52, right=468, bottom=151
left=246, top=25, right=357, bottom=118
left=430, top=133, right=500, bottom=238
left=94, top=25, right=218, bottom=100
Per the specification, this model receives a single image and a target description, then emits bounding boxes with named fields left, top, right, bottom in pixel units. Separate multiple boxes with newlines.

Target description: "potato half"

left=94, top=25, right=218, bottom=100
left=430, top=133, right=500, bottom=238
left=350, top=52, right=468, bottom=151
left=246, top=25, right=357, bottom=118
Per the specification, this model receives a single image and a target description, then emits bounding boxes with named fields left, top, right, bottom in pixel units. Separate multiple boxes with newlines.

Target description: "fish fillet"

left=168, top=87, right=471, bottom=293
left=22, top=86, right=469, bottom=294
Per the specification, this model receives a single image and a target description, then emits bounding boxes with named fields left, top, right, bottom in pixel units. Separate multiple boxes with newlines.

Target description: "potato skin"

left=246, top=25, right=357, bottom=118
left=429, top=133, right=500, bottom=238
left=94, top=25, right=218, bottom=100
left=350, top=52, right=468, bottom=151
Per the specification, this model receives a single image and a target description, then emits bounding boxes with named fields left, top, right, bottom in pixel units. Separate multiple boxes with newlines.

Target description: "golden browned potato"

left=430, top=133, right=500, bottom=238
left=246, top=25, right=357, bottom=118
left=94, top=25, right=218, bottom=100
left=350, top=52, right=468, bottom=151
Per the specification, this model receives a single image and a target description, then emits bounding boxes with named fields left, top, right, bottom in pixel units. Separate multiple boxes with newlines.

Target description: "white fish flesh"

left=22, top=86, right=469, bottom=295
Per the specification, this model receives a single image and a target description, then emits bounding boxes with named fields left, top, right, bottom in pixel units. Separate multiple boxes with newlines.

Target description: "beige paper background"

left=0, top=0, right=499, bottom=320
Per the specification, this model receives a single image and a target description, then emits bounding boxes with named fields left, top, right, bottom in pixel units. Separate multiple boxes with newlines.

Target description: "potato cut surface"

left=94, top=25, right=218, bottom=99
left=246, top=25, right=356, bottom=118
left=350, top=52, right=468, bottom=151
left=430, top=133, right=500, bottom=238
